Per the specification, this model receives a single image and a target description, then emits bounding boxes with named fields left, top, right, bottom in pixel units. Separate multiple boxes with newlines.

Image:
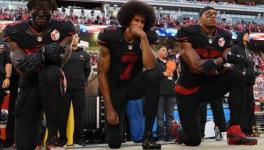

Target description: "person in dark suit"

left=155, top=46, right=177, bottom=141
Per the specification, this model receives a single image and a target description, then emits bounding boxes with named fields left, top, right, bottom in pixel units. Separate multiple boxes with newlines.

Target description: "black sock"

left=144, top=117, right=155, bottom=140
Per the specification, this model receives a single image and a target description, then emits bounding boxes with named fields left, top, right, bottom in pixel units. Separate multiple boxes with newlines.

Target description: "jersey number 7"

left=120, top=54, right=138, bottom=80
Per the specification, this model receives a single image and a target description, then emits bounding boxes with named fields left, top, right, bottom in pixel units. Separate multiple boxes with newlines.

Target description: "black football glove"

left=203, top=59, right=218, bottom=73
left=215, top=63, right=224, bottom=73
left=15, top=51, right=43, bottom=73
left=42, top=43, right=65, bottom=65
left=223, top=52, right=248, bottom=66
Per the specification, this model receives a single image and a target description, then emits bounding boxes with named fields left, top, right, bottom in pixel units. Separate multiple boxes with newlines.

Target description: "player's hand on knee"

left=15, top=52, right=43, bottom=73
left=42, top=43, right=65, bottom=65
left=106, top=109, right=119, bottom=125
left=43, top=43, right=65, bottom=59
left=223, top=52, right=247, bottom=66
left=203, top=59, right=217, bottom=73
left=43, top=43, right=65, bottom=56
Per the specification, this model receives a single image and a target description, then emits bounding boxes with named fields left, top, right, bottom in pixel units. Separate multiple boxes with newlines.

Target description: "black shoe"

left=58, top=136, right=67, bottom=147
left=171, top=123, right=185, bottom=144
left=155, top=136, right=164, bottom=141
left=0, top=139, right=3, bottom=148
left=74, top=138, right=86, bottom=146
left=2, top=140, right=13, bottom=148
left=46, top=137, right=65, bottom=150
left=164, top=135, right=172, bottom=142
left=46, top=135, right=60, bottom=146
left=109, top=143, right=121, bottom=149
left=142, top=140, right=161, bottom=149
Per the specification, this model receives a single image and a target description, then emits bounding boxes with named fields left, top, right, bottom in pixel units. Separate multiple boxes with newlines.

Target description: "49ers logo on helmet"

left=218, top=37, right=225, bottom=47
left=51, top=29, right=60, bottom=41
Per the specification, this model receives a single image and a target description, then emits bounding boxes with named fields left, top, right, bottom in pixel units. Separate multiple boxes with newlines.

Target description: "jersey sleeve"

left=175, top=27, right=191, bottom=43
left=61, top=21, right=76, bottom=36
left=4, top=48, right=11, bottom=64
left=147, top=29, right=159, bottom=45
left=3, top=25, right=20, bottom=42
left=0, top=40, right=11, bottom=64
left=84, top=51, right=91, bottom=80
left=97, top=27, right=112, bottom=48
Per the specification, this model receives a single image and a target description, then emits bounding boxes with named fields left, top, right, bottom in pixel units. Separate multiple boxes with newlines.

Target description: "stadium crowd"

left=1, top=7, right=264, bottom=33
left=198, top=0, right=257, bottom=5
